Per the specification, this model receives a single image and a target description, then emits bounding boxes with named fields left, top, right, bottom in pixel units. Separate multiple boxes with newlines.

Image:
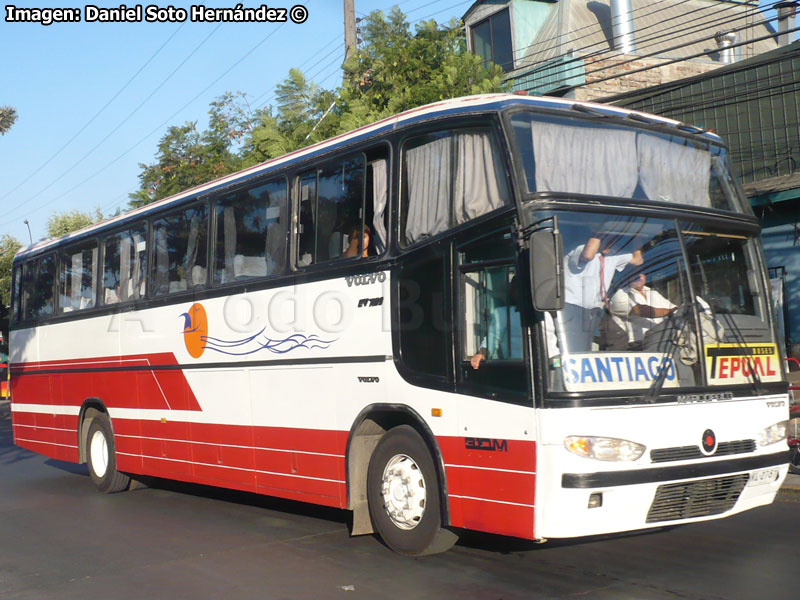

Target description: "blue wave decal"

left=199, top=327, right=336, bottom=356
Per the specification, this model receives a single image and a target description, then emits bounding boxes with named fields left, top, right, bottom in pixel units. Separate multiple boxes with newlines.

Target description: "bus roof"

left=15, top=93, right=721, bottom=259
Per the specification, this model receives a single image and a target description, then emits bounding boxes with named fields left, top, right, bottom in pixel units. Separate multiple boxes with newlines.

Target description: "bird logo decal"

left=179, top=302, right=335, bottom=359
left=180, top=303, right=208, bottom=358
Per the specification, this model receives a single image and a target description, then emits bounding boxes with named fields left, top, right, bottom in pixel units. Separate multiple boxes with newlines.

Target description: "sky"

left=0, top=0, right=477, bottom=246
left=0, top=0, right=783, bottom=247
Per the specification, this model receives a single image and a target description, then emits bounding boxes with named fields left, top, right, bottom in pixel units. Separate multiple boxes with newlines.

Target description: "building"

left=462, top=0, right=777, bottom=100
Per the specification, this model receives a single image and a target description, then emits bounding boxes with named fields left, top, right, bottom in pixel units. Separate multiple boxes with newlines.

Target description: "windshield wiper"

left=642, top=303, right=693, bottom=403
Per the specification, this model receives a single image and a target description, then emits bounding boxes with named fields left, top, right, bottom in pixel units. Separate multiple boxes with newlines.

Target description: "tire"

left=789, top=446, right=800, bottom=476
left=367, top=425, right=458, bottom=555
left=86, top=413, right=131, bottom=493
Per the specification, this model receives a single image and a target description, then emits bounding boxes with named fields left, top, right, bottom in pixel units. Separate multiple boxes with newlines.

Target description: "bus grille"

left=650, top=440, right=756, bottom=463
left=646, top=474, right=749, bottom=523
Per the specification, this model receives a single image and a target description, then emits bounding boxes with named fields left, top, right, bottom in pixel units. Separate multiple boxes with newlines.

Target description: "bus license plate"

left=748, top=468, right=779, bottom=486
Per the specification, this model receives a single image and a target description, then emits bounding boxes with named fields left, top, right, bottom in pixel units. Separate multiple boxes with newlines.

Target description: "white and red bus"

left=9, top=94, right=790, bottom=555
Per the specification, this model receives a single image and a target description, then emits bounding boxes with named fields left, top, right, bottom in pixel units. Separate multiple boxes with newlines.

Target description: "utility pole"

left=344, top=0, right=357, bottom=64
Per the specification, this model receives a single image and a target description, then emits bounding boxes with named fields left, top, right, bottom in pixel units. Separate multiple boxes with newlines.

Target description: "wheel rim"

left=380, top=453, right=427, bottom=530
left=90, top=429, right=109, bottom=478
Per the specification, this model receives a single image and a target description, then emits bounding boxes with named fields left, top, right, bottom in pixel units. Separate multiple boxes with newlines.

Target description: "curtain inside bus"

left=403, top=129, right=510, bottom=245
left=510, top=113, right=743, bottom=213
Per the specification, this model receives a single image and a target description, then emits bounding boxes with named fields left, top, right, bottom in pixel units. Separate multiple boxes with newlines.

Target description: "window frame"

left=56, top=238, right=100, bottom=315
left=469, top=7, right=514, bottom=72
left=291, top=151, right=369, bottom=270
left=149, top=199, right=210, bottom=298
left=34, top=253, right=57, bottom=319
left=100, top=221, right=150, bottom=306
left=454, top=225, right=530, bottom=403
left=397, top=123, right=513, bottom=252
left=210, top=174, right=290, bottom=287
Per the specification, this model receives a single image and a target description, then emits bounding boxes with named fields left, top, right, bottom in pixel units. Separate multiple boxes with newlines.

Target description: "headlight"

left=564, top=436, right=645, bottom=461
left=757, top=420, right=788, bottom=446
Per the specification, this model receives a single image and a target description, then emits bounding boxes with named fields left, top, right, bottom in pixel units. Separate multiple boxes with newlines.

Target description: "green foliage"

left=0, top=234, right=23, bottom=308
left=131, top=7, right=508, bottom=203
left=0, top=106, right=18, bottom=136
left=338, top=10, right=507, bottom=130
left=243, top=70, right=341, bottom=166
left=129, top=92, right=252, bottom=208
left=46, top=208, right=104, bottom=239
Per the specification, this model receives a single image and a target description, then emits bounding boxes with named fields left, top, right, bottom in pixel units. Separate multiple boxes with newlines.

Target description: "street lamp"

left=23, top=219, right=32, bottom=245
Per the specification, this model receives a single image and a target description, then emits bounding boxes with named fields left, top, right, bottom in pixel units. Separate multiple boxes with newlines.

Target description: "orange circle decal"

left=182, top=303, right=208, bottom=358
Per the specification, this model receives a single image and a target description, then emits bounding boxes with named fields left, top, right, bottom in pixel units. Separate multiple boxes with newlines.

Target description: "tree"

left=0, top=234, right=23, bottom=308
left=131, top=8, right=508, bottom=199
left=243, top=69, right=341, bottom=165
left=0, top=106, right=17, bottom=136
left=129, top=92, right=252, bottom=208
left=46, top=208, right=104, bottom=239
left=337, top=9, right=507, bottom=130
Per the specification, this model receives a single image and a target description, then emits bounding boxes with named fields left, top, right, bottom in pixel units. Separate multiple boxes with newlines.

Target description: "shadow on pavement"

left=137, top=475, right=352, bottom=526
left=0, top=400, right=37, bottom=465
left=453, top=521, right=672, bottom=555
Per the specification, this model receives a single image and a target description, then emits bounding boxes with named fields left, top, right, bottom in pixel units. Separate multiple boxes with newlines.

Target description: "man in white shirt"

left=562, top=234, right=643, bottom=352
left=608, top=273, right=677, bottom=347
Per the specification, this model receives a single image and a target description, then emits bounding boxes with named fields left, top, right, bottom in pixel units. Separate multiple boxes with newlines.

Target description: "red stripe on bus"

left=11, top=353, right=202, bottom=412
left=12, top=410, right=537, bottom=539
left=456, top=497, right=534, bottom=539
left=445, top=464, right=535, bottom=508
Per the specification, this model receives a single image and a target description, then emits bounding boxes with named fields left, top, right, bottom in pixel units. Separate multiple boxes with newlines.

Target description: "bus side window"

left=10, top=265, right=21, bottom=323
left=396, top=244, right=451, bottom=383
left=34, top=255, right=56, bottom=317
left=401, top=128, right=510, bottom=248
left=463, top=266, right=521, bottom=363
left=58, top=243, right=98, bottom=313
left=103, top=225, right=147, bottom=304
left=214, top=178, right=287, bottom=284
left=153, top=204, right=208, bottom=296
left=296, top=155, right=365, bottom=266
left=457, top=230, right=527, bottom=398
left=20, top=261, right=37, bottom=320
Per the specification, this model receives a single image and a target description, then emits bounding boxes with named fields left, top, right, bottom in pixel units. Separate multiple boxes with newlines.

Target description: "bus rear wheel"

left=87, top=413, right=131, bottom=493
left=366, top=425, right=457, bottom=555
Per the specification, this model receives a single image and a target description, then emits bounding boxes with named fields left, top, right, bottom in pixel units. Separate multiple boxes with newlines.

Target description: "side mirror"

left=530, top=230, right=565, bottom=311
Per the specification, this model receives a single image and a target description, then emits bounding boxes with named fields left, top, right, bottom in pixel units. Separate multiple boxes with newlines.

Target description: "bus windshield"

left=540, top=211, right=781, bottom=397
left=509, top=112, right=745, bottom=214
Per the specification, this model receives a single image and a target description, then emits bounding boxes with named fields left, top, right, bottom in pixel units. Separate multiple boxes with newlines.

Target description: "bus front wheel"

left=366, top=425, right=457, bottom=555
left=86, top=413, right=131, bottom=493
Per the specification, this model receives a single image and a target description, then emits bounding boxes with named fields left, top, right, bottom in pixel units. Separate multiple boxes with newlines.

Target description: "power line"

left=561, top=16, right=799, bottom=95
left=252, top=33, right=341, bottom=108
left=512, top=0, right=782, bottom=91
left=0, top=22, right=185, bottom=205
left=499, top=0, right=690, bottom=72
left=0, top=4, right=308, bottom=228
left=409, top=0, right=473, bottom=24
left=0, top=9, right=310, bottom=230
left=516, top=8, right=788, bottom=98
left=0, top=23, right=224, bottom=227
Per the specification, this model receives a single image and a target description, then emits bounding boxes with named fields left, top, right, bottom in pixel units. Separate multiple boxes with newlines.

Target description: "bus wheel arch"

left=346, top=404, right=456, bottom=554
left=78, top=399, right=130, bottom=493
left=78, top=398, right=108, bottom=464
